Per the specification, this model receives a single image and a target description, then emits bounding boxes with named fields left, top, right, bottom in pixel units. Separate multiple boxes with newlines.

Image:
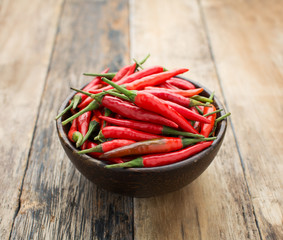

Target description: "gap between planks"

left=196, top=0, right=263, bottom=239
left=8, top=0, right=67, bottom=238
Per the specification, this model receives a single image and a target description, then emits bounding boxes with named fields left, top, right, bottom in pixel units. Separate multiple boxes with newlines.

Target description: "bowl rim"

left=56, top=77, right=227, bottom=173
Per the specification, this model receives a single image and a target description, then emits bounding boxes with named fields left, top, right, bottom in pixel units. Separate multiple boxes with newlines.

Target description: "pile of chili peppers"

left=56, top=55, right=230, bottom=168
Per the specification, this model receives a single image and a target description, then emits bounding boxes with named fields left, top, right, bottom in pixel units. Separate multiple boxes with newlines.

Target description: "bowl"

left=56, top=77, right=227, bottom=198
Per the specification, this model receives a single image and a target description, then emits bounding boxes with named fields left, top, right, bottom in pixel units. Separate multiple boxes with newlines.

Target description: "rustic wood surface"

left=1, top=0, right=282, bottom=239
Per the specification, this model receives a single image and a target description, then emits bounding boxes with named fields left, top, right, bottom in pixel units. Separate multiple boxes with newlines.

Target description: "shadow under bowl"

left=56, top=77, right=227, bottom=198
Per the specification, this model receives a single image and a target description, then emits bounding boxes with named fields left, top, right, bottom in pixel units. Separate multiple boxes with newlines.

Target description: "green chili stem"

left=195, top=106, right=204, bottom=115
left=62, top=100, right=100, bottom=126
left=82, top=72, right=116, bottom=79
left=55, top=100, right=74, bottom=120
left=203, top=109, right=223, bottom=117
left=105, top=157, right=144, bottom=168
left=191, top=95, right=213, bottom=103
left=134, top=58, right=144, bottom=70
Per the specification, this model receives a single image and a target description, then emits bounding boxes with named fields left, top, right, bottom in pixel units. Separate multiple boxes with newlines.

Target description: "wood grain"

left=131, top=0, right=261, bottom=239
left=0, top=0, right=63, bottom=238
left=9, top=0, right=133, bottom=239
left=200, top=0, right=283, bottom=238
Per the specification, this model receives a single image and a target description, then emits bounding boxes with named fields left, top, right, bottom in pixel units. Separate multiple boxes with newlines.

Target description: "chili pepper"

left=210, top=112, right=231, bottom=136
left=101, top=77, right=198, bottom=134
left=99, top=116, right=204, bottom=138
left=125, top=68, right=189, bottom=90
left=85, top=141, right=102, bottom=158
left=144, top=86, right=203, bottom=97
left=167, top=78, right=196, bottom=90
left=94, top=126, right=161, bottom=142
left=67, top=117, right=83, bottom=146
left=159, top=82, right=179, bottom=89
left=106, top=141, right=213, bottom=168
left=111, top=64, right=132, bottom=82
left=87, top=66, right=165, bottom=95
left=78, top=113, right=100, bottom=147
left=95, top=95, right=178, bottom=128
left=162, top=100, right=211, bottom=123
left=100, top=136, right=215, bottom=159
left=200, top=92, right=217, bottom=137
left=77, top=111, right=91, bottom=149
left=62, top=99, right=100, bottom=126
left=143, top=89, right=207, bottom=108
left=122, top=63, right=136, bottom=78
left=72, top=68, right=110, bottom=109
left=77, top=139, right=136, bottom=154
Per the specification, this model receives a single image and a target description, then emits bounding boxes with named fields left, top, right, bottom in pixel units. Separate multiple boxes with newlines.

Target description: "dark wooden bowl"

left=56, top=78, right=227, bottom=198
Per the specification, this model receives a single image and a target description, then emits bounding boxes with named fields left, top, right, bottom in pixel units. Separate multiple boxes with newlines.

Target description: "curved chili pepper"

left=162, top=100, right=211, bottom=123
left=87, top=66, right=165, bottom=95
left=94, top=126, right=161, bottom=142
left=111, top=64, right=132, bottom=82
left=101, top=78, right=198, bottom=134
left=106, top=141, right=213, bottom=168
left=144, top=86, right=203, bottom=97
left=97, top=95, right=178, bottom=128
left=100, top=137, right=215, bottom=159
left=143, top=89, right=207, bottom=107
left=122, top=63, right=136, bottom=78
left=67, top=117, right=83, bottom=146
left=72, top=68, right=109, bottom=109
left=99, top=116, right=204, bottom=138
left=77, top=111, right=91, bottom=149
left=125, top=68, right=189, bottom=90
left=78, top=113, right=100, bottom=147
left=200, top=104, right=217, bottom=137
left=167, top=78, right=196, bottom=90
left=77, top=139, right=135, bottom=154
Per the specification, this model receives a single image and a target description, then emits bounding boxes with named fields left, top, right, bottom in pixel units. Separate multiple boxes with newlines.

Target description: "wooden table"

left=1, top=0, right=282, bottom=239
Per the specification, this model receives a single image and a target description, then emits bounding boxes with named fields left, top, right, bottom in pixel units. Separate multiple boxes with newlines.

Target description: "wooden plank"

left=10, top=0, right=133, bottom=239
left=130, top=0, right=261, bottom=239
left=200, top=0, right=283, bottom=238
left=0, top=0, right=64, bottom=238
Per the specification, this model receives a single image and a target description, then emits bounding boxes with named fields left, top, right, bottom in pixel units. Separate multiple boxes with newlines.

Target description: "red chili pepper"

left=77, top=139, right=135, bottom=154
left=72, top=68, right=109, bottom=109
left=101, top=78, right=198, bottom=134
left=78, top=113, right=100, bottom=147
left=85, top=141, right=102, bottom=158
left=100, top=137, right=215, bottom=159
left=162, top=100, right=211, bottom=123
left=67, top=117, right=83, bottom=146
left=200, top=104, right=217, bottom=137
left=77, top=111, right=92, bottom=149
left=87, top=66, right=165, bottom=95
left=111, top=64, right=132, bottom=82
left=122, top=63, right=136, bottom=78
left=98, top=95, right=178, bottom=128
left=95, top=126, right=161, bottom=142
left=106, top=141, right=213, bottom=168
left=125, top=68, right=189, bottom=90
left=159, top=82, right=179, bottom=89
left=167, top=78, right=196, bottom=90
left=143, top=89, right=206, bottom=108
left=144, top=86, right=203, bottom=97
left=99, top=116, right=204, bottom=138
